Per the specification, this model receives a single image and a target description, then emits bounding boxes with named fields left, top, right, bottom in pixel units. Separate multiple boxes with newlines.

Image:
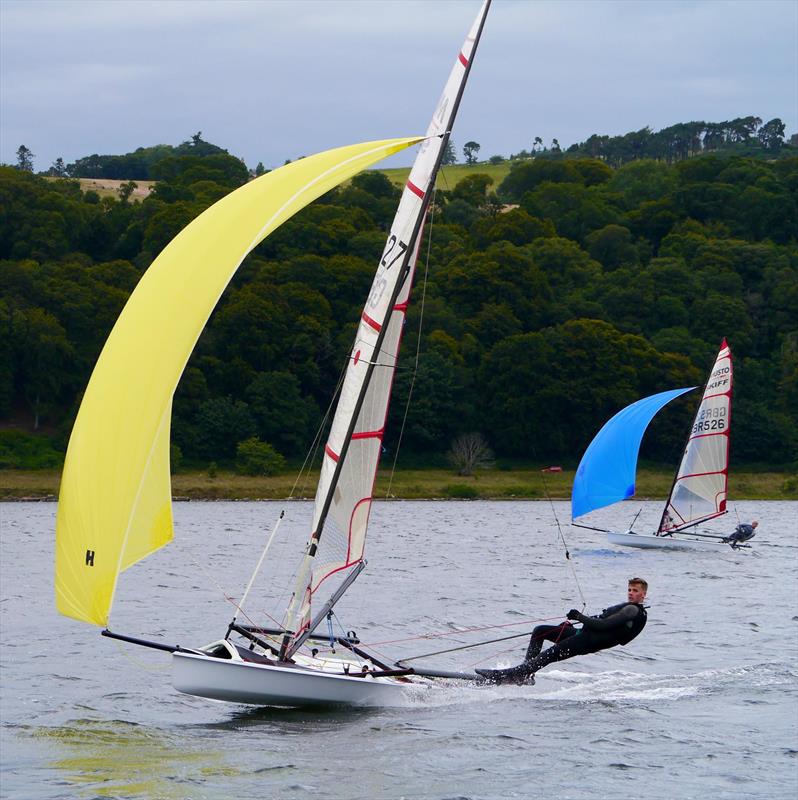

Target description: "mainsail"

left=54, top=137, right=424, bottom=627
left=282, top=0, right=492, bottom=651
left=659, top=339, right=733, bottom=533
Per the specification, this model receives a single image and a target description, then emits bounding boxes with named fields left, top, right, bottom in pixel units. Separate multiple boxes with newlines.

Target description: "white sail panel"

left=660, top=340, right=732, bottom=532
left=284, top=1, right=490, bottom=636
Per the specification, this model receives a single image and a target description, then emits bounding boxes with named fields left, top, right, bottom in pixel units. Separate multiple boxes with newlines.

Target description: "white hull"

left=607, top=531, right=729, bottom=551
left=173, top=649, right=411, bottom=708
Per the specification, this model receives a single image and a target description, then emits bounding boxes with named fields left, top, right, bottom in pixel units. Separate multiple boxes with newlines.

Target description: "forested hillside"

left=1, top=141, right=796, bottom=471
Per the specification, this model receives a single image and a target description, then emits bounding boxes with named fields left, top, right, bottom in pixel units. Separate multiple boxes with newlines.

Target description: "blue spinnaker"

left=571, top=387, right=696, bottom=519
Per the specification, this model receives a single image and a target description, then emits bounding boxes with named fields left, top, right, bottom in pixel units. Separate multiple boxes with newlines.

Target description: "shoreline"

left=1, top=467, right=795, bottom=502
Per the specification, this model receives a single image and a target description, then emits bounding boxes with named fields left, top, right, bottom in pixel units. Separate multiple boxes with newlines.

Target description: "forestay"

left=571, top=387, right=696, bottom=519
left=54, top=137, right=424, bottom=628
left=282, top=0, right=492, bottom=643
left=659, top=340, right=733, bottom=533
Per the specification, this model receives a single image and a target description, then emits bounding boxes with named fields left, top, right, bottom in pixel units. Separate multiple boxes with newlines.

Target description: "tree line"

left=10, top=117, right=794, bottom=181
left=1, top=135, right=796, bottom=472
left=509, top=117, right=793, bottom=167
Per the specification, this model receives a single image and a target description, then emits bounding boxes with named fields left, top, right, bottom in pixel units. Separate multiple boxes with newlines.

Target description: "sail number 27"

left=367, top=235, right=408, bottom=309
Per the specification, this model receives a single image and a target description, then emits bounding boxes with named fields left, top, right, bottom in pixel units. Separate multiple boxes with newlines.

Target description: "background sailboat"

left=55, top=0, right=491, bottom=707
left=572, top=339, right=739, bottom=551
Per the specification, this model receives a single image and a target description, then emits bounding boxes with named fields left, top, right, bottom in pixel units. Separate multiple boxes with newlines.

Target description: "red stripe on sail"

left=394, top=301, right=408, bottom=313
left=346, top=497, right=372, bottom=562
left=701, top=390, right=732, bottom=401
left=459, top=51, right=469, bottom=67
left=677, top=469, right=724, bottom=480
left=351, top=429, right=384, bottom=441
left=324, top=444, right=339, bottom=462
left=361, top=312, right=381, bottom=332
left=308, top=559, right=363, bottom=599
left=689, top=431, right=729, bottom=442
left=406, top=180, right=425, bottom=199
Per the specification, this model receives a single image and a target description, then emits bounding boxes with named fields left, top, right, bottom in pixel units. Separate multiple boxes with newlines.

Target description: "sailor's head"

left=751, top=521, right=759, bottom=529
left=627, top=577, right=648, bottom=603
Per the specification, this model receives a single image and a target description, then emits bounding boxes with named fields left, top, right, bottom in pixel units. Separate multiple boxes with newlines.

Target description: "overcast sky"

left=1, top=0, right=796, bottom=172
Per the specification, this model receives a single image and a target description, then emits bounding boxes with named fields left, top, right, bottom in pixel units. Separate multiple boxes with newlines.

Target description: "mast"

left=312, top=2, right=490, bottom=550
left=280, top=0, right=492, bottom=660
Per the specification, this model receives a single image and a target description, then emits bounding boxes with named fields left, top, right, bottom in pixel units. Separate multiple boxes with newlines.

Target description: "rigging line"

left=359, top=615, right=564, bottom=648
left=385, top=188, right=437, bottom=499
left=468, top=620, right=573, bottom=670
left=350, top=333, right=404, bottom=364
left=400, top=616, right=579, bottom=663
left=347, top=353, right=411, bottom=370
left=398, top=629, right=535, bottom=663
left=289, top=355, right=349, bottom=501
left=109, top=637, right=170, bottom=672
left=466, top=639, right=528, bottom=669
left=172, top=539, right=264, bottom=630
left=540, top=470, right=587, bottom=608
left=230, top=510, right=286, bottom=630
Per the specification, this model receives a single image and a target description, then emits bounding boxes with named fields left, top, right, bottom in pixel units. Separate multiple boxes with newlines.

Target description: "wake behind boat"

left=55, top=1, right=492, bottom=708
left=572, top=340, right=747, bottom=552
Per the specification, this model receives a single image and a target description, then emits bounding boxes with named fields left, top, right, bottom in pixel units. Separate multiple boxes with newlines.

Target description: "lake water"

left=1, top=499, right=796, bottom=799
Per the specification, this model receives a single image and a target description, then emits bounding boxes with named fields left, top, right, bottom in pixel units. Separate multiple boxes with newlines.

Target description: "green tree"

left=479, top=319, right=697, bottom=457
left=47, top=157, right=67, bottom=177
left=118, top=180, right=138, bottom=204
left=16, top=145, right=34, bottom=172
left=463, top=141, right=481, bottom=165
left=498, top=159, right=580, bottom=201
left=451, top=173, right=494, bottom=207
left=470, top=208, right=555, bottom=248
left=235, top=437, right=286, bottom=475
left=521, top=182, right=619, bottom=242
left=194, top=397, right=255, bottom=460
left=584, top=224, right=639, bottom=271
left=245, top=370, right=319, bottom=456
left=12, top=307, right=75, bottom=429
left=758, top=118, right=785, bottom=150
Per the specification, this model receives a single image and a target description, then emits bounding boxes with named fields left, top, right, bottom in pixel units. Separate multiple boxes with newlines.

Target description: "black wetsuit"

left=723, top=523, right=756, bottom=548
left=477, top=602, right=647, bottom=684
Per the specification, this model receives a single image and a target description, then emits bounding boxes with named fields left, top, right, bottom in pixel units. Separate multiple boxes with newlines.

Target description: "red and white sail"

left=283, top=1, right=491, bottom=640
left=659, top=339, right=733, bottom=533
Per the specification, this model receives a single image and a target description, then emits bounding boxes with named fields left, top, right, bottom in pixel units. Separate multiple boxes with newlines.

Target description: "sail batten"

left=54, top=136, right=424, bottom=627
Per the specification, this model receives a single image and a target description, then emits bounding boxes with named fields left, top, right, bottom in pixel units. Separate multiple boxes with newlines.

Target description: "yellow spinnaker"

left=55, top=137, right=423, bottom=627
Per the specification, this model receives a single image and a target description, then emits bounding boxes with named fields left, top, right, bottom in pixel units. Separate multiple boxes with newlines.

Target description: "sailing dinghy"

left=55, top=1, right=491, bottom=707
left=572, top=339, right=741, bottom=551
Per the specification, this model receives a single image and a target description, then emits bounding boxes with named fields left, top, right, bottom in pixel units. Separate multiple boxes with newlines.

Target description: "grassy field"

left=2, top=466, right=795, bottom=502
left=78, top=178, right=156, bottom=199
left=44, top=176, right=156, bottom=200
left=52, top=165, right=507, bottom=203
left=379, top=162, right=513, bottom=191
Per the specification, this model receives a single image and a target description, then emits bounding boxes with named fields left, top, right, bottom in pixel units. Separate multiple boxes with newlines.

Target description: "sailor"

left=722, top=520, right=758, bottom=548
left=475, top=578, right=648, bottom=685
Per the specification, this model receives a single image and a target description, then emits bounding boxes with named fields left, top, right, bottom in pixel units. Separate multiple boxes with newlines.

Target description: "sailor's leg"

left=524, top=623, right=574, bottom=661
left=475, top=661, right=536, bottom=685
left=520, top=630, right=599, bottom=675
